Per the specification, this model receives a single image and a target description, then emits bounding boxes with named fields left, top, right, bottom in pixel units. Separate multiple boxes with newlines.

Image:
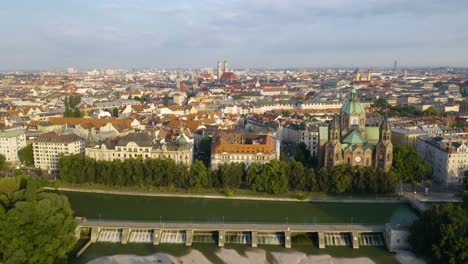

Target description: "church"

left=319, top=88, right=393, bottom=171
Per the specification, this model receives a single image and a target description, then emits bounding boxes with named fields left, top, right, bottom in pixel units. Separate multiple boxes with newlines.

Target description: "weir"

left=76, top=219, right=390, bottom=256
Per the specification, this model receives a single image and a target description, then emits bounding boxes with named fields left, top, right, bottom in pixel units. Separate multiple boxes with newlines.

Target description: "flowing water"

left=160, top=230, right=186, bottom=244
left=193, top=232, right=218, bottom=244
left=359, top=233, right=385, bottom=246
left=257, top=232, right=284, bottom=245
left=128, top=230, right=153, bottom=243
left=225, top=232, right=252, bottom=244
left=97, top=229, right=122, bottom=243
left=324, top=233, right=351, bottom=246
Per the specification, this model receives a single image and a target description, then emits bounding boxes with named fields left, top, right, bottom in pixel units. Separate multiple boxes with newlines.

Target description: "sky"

left=1, top=0, right=468, bottom=70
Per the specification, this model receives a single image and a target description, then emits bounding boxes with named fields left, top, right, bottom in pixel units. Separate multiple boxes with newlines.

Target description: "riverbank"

left=45, top=186, right=404, bottom=204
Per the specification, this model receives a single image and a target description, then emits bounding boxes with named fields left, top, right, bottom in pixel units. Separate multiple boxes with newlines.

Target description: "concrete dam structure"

left=75, top=219, right=394, bottom=256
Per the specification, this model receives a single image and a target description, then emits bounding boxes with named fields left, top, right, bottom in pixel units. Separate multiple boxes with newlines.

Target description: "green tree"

left=286, top=159, right=306, bottom=191
left=246, top=163, right=265, bottom=192
left=189, top=160, right=210, bottom=188
left=0, top=154, right=8, bottom=172
left=262, top=160, right=288, bottom=194
left=393, top=145, right=431, bottom=182
left=112, top=107, right=119, bottom=117
left=0, top=176, right=77, bottom=263
left=409, top=204, right=468, bottom=264
left=163, top=95, right=170, bottom=106
left=422, top=106, right=439, bottom=116
left=373, top=98, right=389, bottom=108
left=18, top=145, right=34, bottom=166
left=219, top=163, right=244, bottom=189
left=305, top=169, right=318, bottom=192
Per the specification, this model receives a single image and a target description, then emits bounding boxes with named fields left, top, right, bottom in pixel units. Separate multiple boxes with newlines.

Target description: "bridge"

left=75, top=219, right=394, bottom=257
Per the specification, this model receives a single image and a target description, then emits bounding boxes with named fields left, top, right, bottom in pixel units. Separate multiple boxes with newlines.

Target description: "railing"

left=77, top=218, right=385, bottom=232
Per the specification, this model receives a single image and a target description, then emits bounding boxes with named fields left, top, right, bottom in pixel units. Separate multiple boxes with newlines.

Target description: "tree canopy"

left=393, top=145, right=432, bottom=182
left=58, top=154, right=399, bottom=195
left=0, top=176, right=77, bottom=263
left=63, top=95, right=83, bottom=118
left=18, top=145, right=34, bottom=166
left=0, top=154, right=7, bottom=172
left=409, top=203, right=468, bottom=264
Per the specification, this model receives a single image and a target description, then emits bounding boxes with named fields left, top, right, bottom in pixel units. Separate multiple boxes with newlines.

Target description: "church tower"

left=223, top=60, right=228, bottom=73
left=324, top=115, right=342, bottom=167
left=340, top=88, right=366, bottom=135
left=217, top=60, right=222, bottom=80
left=375, top=116, right=393, bottom=171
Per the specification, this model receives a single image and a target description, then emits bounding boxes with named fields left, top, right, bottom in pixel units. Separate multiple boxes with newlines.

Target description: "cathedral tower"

left=375, top=116, right=393, bottom=172
left=324, top=115, right=342, bottom=167
left=217, top=60, right=222, bottom=80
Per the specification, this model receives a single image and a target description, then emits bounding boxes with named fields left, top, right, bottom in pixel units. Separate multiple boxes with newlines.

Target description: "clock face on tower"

left=355, top=156, right=362, bottom=163
left=350, top=116, right=359, bottom=125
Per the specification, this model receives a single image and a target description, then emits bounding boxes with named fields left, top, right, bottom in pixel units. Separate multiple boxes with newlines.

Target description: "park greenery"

left=63, top=95, right=83, bottom=118
left=58, top=153, right=399, bottom=194
left=409, top=203, right=468, bottom=264
left=0, top=176, right=77, bottom=263
left=18, top=144, right=34, bottom=166
left=392, top=145, right=432, bottom=183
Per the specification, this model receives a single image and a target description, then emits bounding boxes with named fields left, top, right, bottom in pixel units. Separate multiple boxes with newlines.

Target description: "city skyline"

left=1, top=0, right=468, bottom=70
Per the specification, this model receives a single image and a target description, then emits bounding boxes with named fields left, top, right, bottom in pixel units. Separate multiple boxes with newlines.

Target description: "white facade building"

left=33, top=131, right=85, bottom=172
left=0, top=128, right=26, bottom=163
left=416, top=135, right=468, bottom=185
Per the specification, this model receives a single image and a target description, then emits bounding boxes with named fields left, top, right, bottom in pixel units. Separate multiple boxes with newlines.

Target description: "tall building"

left=0, top=127, right=26, bottom=163
left=320, top=88, right=393, bottom=171
left=223, top=60, right=228, bottom=73
left=416, top=135, right=467, bottom=185
left=217, top=60, right=222, bottom=80
left=33, top=131, right=85, bottom=172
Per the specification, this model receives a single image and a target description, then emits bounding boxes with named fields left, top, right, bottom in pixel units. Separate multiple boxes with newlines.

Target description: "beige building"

left=210, top=132, right=279, bottom=169
left=281, top=122, right=320, bottom=156
left=391, top=128, right=425, bottom=148
left=33, top=131, right=85, bottom=172
left=0, top=127, right=26, bottom=163
left=86, top=132, right=193, bottom=166
left=416, top=135, right=467, bottom=185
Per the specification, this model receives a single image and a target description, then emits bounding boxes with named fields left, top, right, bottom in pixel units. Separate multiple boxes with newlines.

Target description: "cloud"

left=0, top=0, right=467, bottom=69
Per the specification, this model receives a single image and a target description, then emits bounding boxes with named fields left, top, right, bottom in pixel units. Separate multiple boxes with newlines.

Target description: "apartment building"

left=86, top=132, right=193, bottom=166
left=33, top=131, right=85, bottom=172
left=0, top=127, right=26, bottom=163
left=281, top=122, right=320, bottom=156
left=416, top=135, right=467, bottom=185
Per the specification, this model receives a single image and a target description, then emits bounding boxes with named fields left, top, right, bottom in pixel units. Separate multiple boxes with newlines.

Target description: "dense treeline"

left=58, top=154, right=398, bottom=194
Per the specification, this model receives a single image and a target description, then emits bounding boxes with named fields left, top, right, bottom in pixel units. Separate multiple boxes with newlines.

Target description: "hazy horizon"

left=1, top=0, right=468, bottom=70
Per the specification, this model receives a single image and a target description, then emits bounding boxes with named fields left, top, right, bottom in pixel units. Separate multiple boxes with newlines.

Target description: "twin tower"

left=217, top=60, right=229, bottom=80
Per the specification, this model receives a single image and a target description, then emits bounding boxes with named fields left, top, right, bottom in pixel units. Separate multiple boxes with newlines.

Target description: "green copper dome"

left=341, top=88, right=365, bottom=115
